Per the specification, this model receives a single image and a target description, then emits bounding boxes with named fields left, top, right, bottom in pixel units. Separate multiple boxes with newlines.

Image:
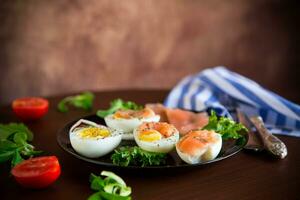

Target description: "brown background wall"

left=0, top=0, right=299, bottom=104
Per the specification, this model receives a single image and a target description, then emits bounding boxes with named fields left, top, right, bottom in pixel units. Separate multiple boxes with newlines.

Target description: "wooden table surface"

left=0, top=90, right=299, bottom=200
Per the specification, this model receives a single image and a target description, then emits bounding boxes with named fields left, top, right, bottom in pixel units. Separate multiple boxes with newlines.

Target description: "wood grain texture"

left=0, top=90, right=299, bottom=200
left=0, top=0, right=299, bottom=104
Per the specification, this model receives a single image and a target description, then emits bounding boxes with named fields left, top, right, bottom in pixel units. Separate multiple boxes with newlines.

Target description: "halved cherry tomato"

left=11, top=156, right=61, bottom=189
left=12, top=97, right=49, bottom=120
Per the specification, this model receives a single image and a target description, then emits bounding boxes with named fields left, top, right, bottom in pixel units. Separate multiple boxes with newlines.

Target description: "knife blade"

left=236, top=109, right=264, bottom=152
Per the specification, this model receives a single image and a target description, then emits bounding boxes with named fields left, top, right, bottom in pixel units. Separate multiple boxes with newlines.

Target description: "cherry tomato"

left=12, top=97, right=49, bottom=120
left=11, top=156, right=61, bottom=189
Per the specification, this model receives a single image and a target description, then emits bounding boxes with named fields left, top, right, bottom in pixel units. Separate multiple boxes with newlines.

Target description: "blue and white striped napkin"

left=164, top=67, right=300, bottom=137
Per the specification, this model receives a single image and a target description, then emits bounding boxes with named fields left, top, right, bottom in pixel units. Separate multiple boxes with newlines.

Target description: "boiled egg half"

left=105, top=107, right=160, bottom=140
left=69, top=119, right=122, bottom=158
left=134, top=122, right=179, bottom=153
left=176, top=130, right=222, bottom=164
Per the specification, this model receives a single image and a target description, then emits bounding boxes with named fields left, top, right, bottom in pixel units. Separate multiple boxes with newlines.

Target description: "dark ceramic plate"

left=57, top=114, right=247, bottom=170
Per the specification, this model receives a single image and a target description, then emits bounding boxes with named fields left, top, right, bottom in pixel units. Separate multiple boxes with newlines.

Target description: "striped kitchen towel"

left=164, top=66, right=300, bottom=137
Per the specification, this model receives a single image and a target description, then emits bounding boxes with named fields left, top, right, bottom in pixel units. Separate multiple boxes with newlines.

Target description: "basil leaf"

left=0, top=128, right=13, bottom=141
left=71, top=92, right=94, bottom=110
left=0, top=123, right=33, bottom=141
left=0, top=151, right=15, bottom=163
left=58, top=99, right=68, bottom=113
left=11, top=150, right=24, bottom=167
left=0, top=123, right=40, bottom=169
left=13, top=132, right=27, bottom=145
left=57, top=92, right=94, bottom=113
left=22, top=149, right=43, bottom=156
left=0, top=140, right=18, bottom=151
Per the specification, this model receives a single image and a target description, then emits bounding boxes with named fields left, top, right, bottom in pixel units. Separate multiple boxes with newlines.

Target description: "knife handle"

left=250, top=116, right=288, bottom=159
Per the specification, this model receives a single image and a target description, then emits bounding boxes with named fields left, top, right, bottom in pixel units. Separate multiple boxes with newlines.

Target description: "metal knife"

left=250, top=116, right=288, bottom=159
left=236, top=109, right=264, bottom=152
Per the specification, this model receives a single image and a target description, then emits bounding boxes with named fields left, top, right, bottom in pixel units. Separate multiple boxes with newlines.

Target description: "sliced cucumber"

left=101, top=171, right=126, bottom=186
left=119, top=186, right=131, bottom=196
left=104, top=183, right=132, bottom=197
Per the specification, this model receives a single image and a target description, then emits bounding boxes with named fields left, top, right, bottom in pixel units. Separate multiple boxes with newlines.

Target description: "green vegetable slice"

left=118, top=186, right=131, bottom=197
left=87, top=192, right=102, bottom=200
left=88, top=171, right=132, bottom=200
left=87, top=191, right=132, bottom=200
left=90, top=173, right=105, bottom=191
left=101, top=171, right=126, bottom=186
left=99, top=191, right=131, bottom=200
left=103, top=183, right=132, bottom=197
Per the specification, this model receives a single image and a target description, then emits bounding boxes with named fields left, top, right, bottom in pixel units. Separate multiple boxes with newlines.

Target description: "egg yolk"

left=80, top=127, right=110, bottom=138
left=139, top=130, right=162, bottom=142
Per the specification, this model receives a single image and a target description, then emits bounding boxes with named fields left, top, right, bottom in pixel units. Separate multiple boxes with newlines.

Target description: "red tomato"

left=11, top=156, right=61, bottom=189
left=12, top=97, right=49, bottom=120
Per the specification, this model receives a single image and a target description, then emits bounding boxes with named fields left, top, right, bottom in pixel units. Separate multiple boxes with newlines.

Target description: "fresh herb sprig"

left=88, top=171, right=132, bottom=200
left=202, top=111, right=248, bottom=140
left=0, top=123, right=42, bottom=167
left=57, top=92, right=94, bottom=112
left=96, top=99, right=143, bottom=118
left=111, top=146, right=167, bottom=167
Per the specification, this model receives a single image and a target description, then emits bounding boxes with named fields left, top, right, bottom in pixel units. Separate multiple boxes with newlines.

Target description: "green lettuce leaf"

left=202, top=110, right=248, bottom=140
left=96, top=99, right=143, bottom=118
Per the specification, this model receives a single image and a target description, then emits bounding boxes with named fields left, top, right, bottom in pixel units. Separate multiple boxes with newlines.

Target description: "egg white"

left=133, top=127, right=179, bottom=153
left=69, top=119, right=122, bottom=158
left=104, top=114, right=160, bottom=140
left=176, top=133, right=222, bottom=164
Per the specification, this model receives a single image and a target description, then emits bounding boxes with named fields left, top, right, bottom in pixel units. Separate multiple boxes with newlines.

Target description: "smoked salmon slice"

left=166, top=109, right=209, bottom=135
left=145, top=104, right=209, bottom=135
left=145, top=103, right=168, bottom=122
